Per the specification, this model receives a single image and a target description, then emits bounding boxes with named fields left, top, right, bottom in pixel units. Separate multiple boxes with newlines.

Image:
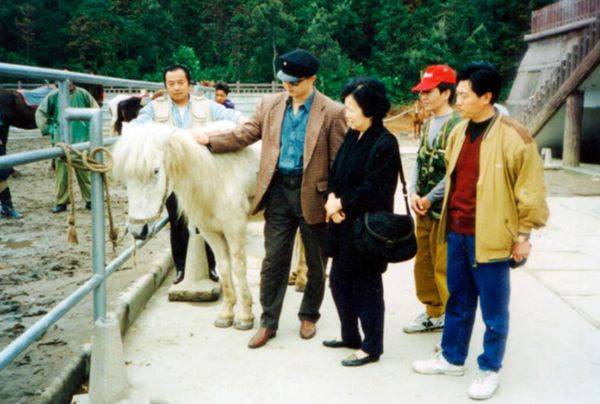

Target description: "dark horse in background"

left=114, top=96, right=144, bottom=134
left=0, top=84, right=103, bottom=218
left=0, top=88, right=39, bottom=218
left=0, top=83, right=104, bottom=150
left=108, top=91, right=155, bottom=134
left=0, top=88, right=39, bottom=150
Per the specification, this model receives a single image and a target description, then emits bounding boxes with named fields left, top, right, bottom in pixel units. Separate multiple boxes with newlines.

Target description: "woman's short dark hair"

left=437, top=82, right=456, bottom=105
left=457, top=61, right=501, bottom=104
left=341, top=77, right=391, bottom=122
left=163, top=64, right=192, bottom=85
left=214, top=81, right=230, bottom=94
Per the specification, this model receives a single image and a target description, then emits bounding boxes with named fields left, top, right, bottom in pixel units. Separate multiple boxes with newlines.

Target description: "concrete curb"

left=39, top=251, right=173, bottom=404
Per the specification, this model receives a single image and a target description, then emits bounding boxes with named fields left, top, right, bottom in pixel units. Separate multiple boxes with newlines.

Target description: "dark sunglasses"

left=282, top=77, right=307, bottom=86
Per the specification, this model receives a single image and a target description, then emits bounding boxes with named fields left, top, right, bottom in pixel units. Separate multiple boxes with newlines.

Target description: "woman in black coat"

left=324, top=77, right=400, bottom=366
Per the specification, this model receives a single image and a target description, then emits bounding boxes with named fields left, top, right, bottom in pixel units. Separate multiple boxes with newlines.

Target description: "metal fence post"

left=58, top=79, right=71, bottom=143
left=89, top=109, right=107, bottom=321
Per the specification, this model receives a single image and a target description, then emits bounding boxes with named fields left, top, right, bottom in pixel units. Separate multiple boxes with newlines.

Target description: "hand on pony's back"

left=190, top=120, right=236, bottom=145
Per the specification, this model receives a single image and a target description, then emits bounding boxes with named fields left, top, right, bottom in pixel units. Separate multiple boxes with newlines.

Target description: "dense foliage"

left=0, top=0, right=552, bottom=102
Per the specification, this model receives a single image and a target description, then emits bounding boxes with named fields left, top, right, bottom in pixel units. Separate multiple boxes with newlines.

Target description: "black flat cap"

left=277, top=49, right=320, bottom=81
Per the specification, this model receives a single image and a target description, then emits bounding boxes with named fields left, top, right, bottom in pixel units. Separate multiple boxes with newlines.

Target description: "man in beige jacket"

left=412, top=62, right=549, bottom=400
left=195, top=49, right=346, bottom=348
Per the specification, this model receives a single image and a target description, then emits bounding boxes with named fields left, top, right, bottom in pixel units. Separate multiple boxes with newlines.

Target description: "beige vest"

left=152, top=94, right=212, bottom=128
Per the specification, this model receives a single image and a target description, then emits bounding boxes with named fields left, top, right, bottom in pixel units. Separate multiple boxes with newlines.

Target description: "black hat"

left=277, top=49, right=320, bottom=82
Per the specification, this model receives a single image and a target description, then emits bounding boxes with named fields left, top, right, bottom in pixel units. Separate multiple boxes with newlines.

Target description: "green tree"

left=0, top=0, right=554, bottom=103
left=301, top=6, right=361, bottom=96
left=14, top=4, right=35, bottom=61
left=460, top=24, right=498, bottom=65
left=372, top=1, right=414, bottom=102
left=170, top=45, right=202, bottom=80
left=67, top=0, right=120, bottom=72
left=246, top=0, right=299, bottom=81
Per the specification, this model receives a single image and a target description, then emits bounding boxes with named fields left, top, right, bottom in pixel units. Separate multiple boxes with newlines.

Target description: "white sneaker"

left=412, top=351, right=465, bottom=376
left=403, top=312, right=445, bottom=333
left=468, top=370, right=499, bottom=400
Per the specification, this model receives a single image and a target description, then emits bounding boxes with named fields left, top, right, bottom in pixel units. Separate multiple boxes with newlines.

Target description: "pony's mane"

left=161, top=122, right=258, bottom=200
left=112, top=122, right=176, bottom=181
left=111, top=121, right=241, bottom=183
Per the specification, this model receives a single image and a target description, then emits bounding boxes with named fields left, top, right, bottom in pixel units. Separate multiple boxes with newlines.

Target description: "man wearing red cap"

left=404, top=65, right=462, bottom=334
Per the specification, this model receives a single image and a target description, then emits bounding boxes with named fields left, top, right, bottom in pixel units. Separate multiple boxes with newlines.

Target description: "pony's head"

left=112, top=120, right=237, bottom=240
left=112, top=122, right=175, bottom=239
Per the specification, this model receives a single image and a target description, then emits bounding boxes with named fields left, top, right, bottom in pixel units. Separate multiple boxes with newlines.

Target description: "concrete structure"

left=168, top=233, right=221, bottom=302
left=73, top=315, right=148, bottom=404
left=228, top=92, right=268, bottom=117
left=507, top=0, right=600, bottom=165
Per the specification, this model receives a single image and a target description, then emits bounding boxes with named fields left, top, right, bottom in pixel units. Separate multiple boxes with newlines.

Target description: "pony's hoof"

left=214, top=318, right=233, bottom=328
left=233, top=319, right=254, bottom=330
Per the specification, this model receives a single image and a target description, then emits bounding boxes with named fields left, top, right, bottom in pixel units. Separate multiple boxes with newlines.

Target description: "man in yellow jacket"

left=412, top=62, right=549, bottom=401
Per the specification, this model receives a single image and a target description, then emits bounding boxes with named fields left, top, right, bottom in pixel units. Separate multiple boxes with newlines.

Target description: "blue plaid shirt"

left=278, top=91, right=315, bottom=174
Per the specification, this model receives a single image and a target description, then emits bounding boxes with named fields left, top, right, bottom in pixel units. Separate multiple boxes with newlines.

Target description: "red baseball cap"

left=412, top=65, right=457, bottom=92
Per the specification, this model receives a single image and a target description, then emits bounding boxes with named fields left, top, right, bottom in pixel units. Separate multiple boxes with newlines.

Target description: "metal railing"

left=0, top=82, right=53, bottom=90
left=0, top=63, right=181, bottom=371
left=2, top=80, right=283, bottom=94
left=531, top=0, right=600, bottom=33
left=227, top=81, right=284, bottom=93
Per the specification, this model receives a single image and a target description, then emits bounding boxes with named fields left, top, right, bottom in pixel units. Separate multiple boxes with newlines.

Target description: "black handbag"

left=352, top=153, right=417, bottom=263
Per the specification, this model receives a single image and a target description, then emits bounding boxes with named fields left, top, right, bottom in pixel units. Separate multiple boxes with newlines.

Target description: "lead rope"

left=55, top=143, right=119, bottom=252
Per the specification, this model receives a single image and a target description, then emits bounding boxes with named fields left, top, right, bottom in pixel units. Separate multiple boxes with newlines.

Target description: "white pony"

left=112, top=121, right=258, bottom=330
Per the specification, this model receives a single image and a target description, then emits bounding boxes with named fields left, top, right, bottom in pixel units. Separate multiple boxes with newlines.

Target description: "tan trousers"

left=414, top=214, right=448, bottom=317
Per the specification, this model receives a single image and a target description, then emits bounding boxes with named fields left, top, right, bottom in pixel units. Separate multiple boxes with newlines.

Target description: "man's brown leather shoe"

left=300, top=320, right=316, bottom=339
left=247, top=327, right=276, bottom=349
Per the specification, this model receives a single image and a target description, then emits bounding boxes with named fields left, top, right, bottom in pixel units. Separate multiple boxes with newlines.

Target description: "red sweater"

left=448, top=133, right=484, bottom=235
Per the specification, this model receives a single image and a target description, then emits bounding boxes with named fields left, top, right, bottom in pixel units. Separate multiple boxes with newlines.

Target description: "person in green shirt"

left=35, top=83, right=99, bottom=213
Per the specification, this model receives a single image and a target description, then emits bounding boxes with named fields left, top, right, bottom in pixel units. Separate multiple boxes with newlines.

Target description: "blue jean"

left=441, top=231, right=510, bottom=372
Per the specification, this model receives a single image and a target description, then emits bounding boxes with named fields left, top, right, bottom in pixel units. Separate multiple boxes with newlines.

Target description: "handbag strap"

left=397, top=152, right=411, bottom=215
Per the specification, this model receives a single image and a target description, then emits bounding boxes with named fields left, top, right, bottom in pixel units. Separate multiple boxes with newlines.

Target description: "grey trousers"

left=260, top=173, right=326, bottom=330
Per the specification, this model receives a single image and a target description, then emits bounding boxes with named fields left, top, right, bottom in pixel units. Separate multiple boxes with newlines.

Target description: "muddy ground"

left=1, top=128, right=599, bottom=403
left=0, top=129, right=169, bottom=403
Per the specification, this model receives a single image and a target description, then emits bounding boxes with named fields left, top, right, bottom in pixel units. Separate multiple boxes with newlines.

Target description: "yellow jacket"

left=438, top=114, right=549, bottom=263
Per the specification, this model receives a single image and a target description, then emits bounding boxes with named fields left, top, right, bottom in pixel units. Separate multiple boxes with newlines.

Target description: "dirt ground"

left=1, top=127, right=599, bottom=403
left=0, top=129, right=169, bottom=403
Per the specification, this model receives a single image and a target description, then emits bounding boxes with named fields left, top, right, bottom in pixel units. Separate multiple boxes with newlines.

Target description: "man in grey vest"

left=133, top=64, right=245, bottom=284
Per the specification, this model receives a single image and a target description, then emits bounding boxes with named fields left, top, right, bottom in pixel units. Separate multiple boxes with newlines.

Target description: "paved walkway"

left=122, top=197, right=600, bottom=403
